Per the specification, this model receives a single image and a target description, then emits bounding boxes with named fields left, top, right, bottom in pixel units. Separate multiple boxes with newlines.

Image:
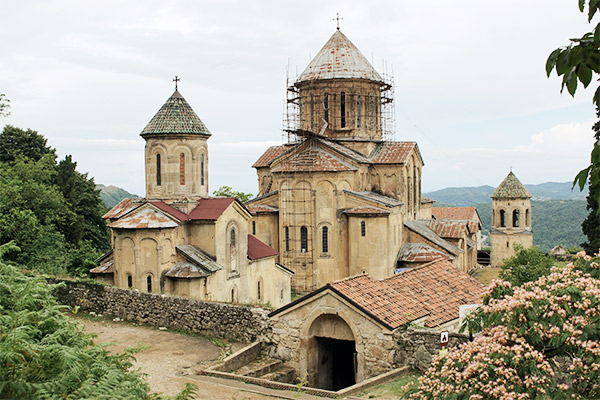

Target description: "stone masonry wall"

left=394, top=327, right=471, bottom=372
left=51, top=278, right=272, bottom=343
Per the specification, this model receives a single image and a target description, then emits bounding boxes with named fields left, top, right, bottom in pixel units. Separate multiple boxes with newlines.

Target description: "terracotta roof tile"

left=188, top=198, right=235, bottom=220
left=149, top=201, right=189, bottom=221
left=247, top=235, right=279, bottom=261
left=271, top=147, right=356, bottom=173
left=404, top=220, right=462, bottom=256
left=432, top=207, right=479, bottom=222
left=329, top=274, right=429, bottom=329
left=397, top=243, right=452, bottom=263
left=370, top=142, right=416, bottom=164
left=425, top=219, right=468, bottom=239
left=385, top=260, right=485, bottom=327
left=252, top=145, right=288, bottom=168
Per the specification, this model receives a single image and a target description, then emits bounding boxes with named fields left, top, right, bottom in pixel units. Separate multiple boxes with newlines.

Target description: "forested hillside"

left=0, top=125, right=110, bottom=276
left=472, top=200, right=586, bottom=252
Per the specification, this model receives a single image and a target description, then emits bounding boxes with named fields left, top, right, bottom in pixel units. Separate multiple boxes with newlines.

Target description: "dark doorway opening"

left=315, top=336, right=356, bottom=391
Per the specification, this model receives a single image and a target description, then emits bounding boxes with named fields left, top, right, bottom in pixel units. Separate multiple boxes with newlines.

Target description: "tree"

left=0, top=125, right=55, bottom=163
left=0, top=93, right=9, bottom=118
left=499, top=244, right=555, bottom=286
left=582, top=109, right=600, bottom=253
left=546, top=1, right=600, bottom=205
left=412, top=251, right=600, bottom=399
left=212, top=185, right=254, bottom=203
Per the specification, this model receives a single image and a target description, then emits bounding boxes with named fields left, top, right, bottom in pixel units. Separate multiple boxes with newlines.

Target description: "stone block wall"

left=51, top=278, right=272, bottom=343
left=394, top=327, right=471, bottom=372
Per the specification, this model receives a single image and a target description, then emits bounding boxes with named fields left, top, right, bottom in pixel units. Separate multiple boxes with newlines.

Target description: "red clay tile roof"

left=425, top=219, right=468, bottom=239
left=271, top=147, right=356, bottom=173
left=329, top=274, right=429, bottom=329
left=343, top=205, right=391, bottom=216
left=149, top=201, right=189, bottom=221
left=370, top=142, right=416, bottom=164
left=252, top=145, right=288, bottom=168
left=108, top=206, right=180, bottom=229
left=247, top=234, right=279, bottom=260
left=103, top=198, right=145, bottom=219
left=397, top=243, right=452, bottom=263
left=188, top=198, right=236, bottom=220
left=432, top=207, right=479, bottom=222
left=247, top=204, right=279, bottom=214
left=385, top=260, right=485, bottom=328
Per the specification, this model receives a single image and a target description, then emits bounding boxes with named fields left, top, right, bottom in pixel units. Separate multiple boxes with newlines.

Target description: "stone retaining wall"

left=394, top=327, right=471, bottom=372
left=51, top=278, right=272, bottom=342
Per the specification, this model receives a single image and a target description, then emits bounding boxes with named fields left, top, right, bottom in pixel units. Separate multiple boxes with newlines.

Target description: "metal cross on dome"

left=173, top=75, right=180, bottom=90
left=333, top=13, right=343, bottom=30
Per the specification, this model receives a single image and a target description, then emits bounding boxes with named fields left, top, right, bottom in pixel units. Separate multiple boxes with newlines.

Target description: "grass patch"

left=360, top=373, right=420, bottom=398
left=472, top=267, right=501, bottom=285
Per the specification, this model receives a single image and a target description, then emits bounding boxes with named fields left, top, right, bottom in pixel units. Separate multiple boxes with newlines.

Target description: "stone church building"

left=247, top=29, right=480, bottom=292
left=92, top=88, right=293, bottom=308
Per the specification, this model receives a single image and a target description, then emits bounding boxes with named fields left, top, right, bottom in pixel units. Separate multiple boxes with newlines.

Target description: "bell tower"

left=490, top=171, right=533, bottom=266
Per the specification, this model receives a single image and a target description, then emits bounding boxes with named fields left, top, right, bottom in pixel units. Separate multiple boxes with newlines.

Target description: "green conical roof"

left=141, top=90, right=211, bottom=137
left=491, top=171, right=532, bottom=199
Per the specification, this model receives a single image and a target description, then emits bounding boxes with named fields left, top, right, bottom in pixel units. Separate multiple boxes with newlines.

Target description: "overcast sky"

left=1, top=0, right=596, bottom=196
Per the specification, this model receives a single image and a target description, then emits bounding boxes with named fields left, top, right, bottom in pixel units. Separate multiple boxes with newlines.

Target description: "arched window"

left=361, top=221, right=366, bottom=237
left=323, top=93, right=329, bottom=123
left=257, top=280, right=262, bottom=301
left=231, top=287, right=236, bottom=303
left=156, top=154, right=161, bottom=186
left=513, top=209, right=520, bottom=228
left=322, top=226, right=329, bottom=253
left=500, top=210, right=506, bottom=227
left=201, top=154, right=205, bottom=186
left=356, top=93, right=361, bottom=128
left=300, top=226, right=308, bottom=253
left=369, top=95, right=374, bottom=129
left=127, top=274, right=133, bottom=289
left=526, top=209, right=530, bottom=227
left=146, top=275, right=152, bottom=293
left=285, top=226, right=290, bottom=252
left=230, top=228, right=237, bottom=272
left=179, top=153, right=185, bottom=185
left=252, top=221, right=256, bottom=235
left=340, top=92, right=346, bottom=128
left=310, top=94, right=315, bottom=131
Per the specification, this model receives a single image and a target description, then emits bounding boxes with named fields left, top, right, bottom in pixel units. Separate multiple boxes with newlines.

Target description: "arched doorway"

left=307, top=314, right=356, bottom=390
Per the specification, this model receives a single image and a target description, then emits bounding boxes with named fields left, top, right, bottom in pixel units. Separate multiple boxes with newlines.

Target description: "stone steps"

left=236, top=357, right=283, bottom=378
left=261, top=365, right=297, bottom=384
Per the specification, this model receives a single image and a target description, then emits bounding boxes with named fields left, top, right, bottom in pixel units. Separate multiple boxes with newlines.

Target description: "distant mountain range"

left=96, top=184, right=138, bottom=209
left=425, top=182, right=588, bottom=206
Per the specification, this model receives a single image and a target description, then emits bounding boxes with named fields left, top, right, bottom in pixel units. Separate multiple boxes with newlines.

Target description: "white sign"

left=440, top=331, right=449, bottom=347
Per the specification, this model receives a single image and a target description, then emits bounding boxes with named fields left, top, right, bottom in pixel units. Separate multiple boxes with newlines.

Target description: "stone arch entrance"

left=307, top=314, right=357, bottom=390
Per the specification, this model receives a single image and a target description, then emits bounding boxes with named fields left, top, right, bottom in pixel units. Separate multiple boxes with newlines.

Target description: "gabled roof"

left=247, top=235, right=279, bottom=261
left=103, top=198, right=145, bottom=219
left=297, top=30, right=383, bottom=83
left=90, top=259, right=114, bottom=274
left=140, top=90, right=211, bottom=137
left=370, top=142, right=418, bottom=164
left=271, top=144, right=357, bottom=173
left=491, top=171, right=532, bottom=199
left=344, top=190, right=403, bottom=208
left=385, top=260, right=485, bottom=328
left=252, top=145, right=289, bottom=168
left=188, top=198, right=236, bottom=220
left=247, top=204, right=279, bottom=214
left=397, top=243, right=452, bottom=263
left=176, top=245, right=223, bottom=273
left=425, top=219, right=469, bottom=239
left=245, top=190, right=279, bottom=206
left=108, top=205, right=180, bottom=229
left=343, top=205, right=391, bottom=216
left=148, top=201, right=189, bottom=221
left=404, top=220, right=463, bottom=256
left=432, top=207, right=480, bottom=223
left=321, top=139, right=371, bottom=163
left=165, top=262, right=209, bottom=279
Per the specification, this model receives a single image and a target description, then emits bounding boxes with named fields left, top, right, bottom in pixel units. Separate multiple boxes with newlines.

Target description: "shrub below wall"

left=50, top=278, right=273, bottom=343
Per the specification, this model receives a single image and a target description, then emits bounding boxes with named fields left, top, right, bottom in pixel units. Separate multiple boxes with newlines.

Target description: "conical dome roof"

left=141, top=90, right=211, bottom=137
left=297, top=30, right=383, bottom=83
left=491, top=172, right=532, bottom=199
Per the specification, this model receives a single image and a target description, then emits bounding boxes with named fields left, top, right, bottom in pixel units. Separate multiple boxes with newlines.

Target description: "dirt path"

left=75, top=316, right=333, bottom=400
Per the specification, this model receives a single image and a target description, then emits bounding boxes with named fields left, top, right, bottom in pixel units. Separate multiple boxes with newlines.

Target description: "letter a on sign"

left=440, top=331, right=449, bottom=347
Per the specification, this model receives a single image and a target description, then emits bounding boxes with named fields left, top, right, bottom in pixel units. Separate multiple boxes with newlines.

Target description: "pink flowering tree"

left=412, top=252, right=600, bottom=399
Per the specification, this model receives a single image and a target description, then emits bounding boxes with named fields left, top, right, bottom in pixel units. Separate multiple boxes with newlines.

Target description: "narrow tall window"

left=127, top=274, right=132, bottom=288
left=230, top=228, right=237, bottom=272
left=513, top=210, right=520, bottom=228
left=340, top=92, right=346, bottom=128
left=526, top=209, right=530, bottom=226
left=322, top=226, right=329, bottom=253
left=201, top=154, right=205, bottom=186
left=323, top=93, right=329, bottom=123
left=361, top=221, right=366, bottom=237
left=310, top=94, right=315, bottom=131
left=370, top=95, right=374, bottom=129
left=146, top=275, right=152, bottom=293
left=285, top=227, right=290, bottom=252
left=257, top=281, right=262, bottom=301
left=231, top=288, right=235, bottom=303
left=300, top=226, right=308, bottom=253
left=252, top=221, right=256, bottom=235
left=179, top=153, right=185, bottom=185
left=156, top=154, right=161, bottom=186
left=500, top=210, right=506, bottom=227
left=356, top=93, right=361, bottom=128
